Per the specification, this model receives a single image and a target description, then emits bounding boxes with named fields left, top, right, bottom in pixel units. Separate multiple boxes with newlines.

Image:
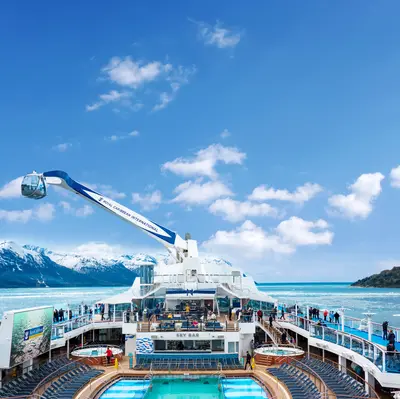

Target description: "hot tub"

left=71, top=346, right=123, bottom=365
left=254, top=346, right=304, bottom=366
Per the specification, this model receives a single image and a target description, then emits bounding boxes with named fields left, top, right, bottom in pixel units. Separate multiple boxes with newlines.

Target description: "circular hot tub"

left=71, top=346, right=123, bottom=365
left=254, top=346, right=304, bottom=366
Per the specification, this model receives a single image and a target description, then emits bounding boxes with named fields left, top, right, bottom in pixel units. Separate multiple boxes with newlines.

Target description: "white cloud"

left=249, top=182, right=323, bottom=204
left=102, top=57, right=165, bottom=88
left=172, top=180, right=233, bottom=205
left=132, top=190, right=162, bottom=211
left=194, top=20, right=242, bottom=48
left=220, top=129, right=231, bottom=139
left=0, top=176, right=23, bottom=199
left=328, top=172, right=384, bottom=219
left=203, top=220, right=293, bottom=257
left=74, top=242, right=125, bottom=258
left=276, top=217, right=333, bottom=246
left=390, top=165, right=400, bottom=188
left=59, top=201, right=94, bottom=217
left=209, top=198, right=279, bottom=222
left=82, top=182, right=126, bottom=200
left=52, top=143, right=72, bottom=152
left=0, top=203, right=55, bottom=223
left=86, top=90, right=131, bottom=112
left=105, top=130, right=140, bottom=142
left=203, top=217, right=333, bottom=259
left=88, top=56, right=196, bottom=112
left=153, top=92, right=173, bottom=112
left=162, top=144, right=246, bottom=179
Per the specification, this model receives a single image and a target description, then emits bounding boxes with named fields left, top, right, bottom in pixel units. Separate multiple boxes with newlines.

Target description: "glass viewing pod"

left=21, top=173, right=47, bottom=199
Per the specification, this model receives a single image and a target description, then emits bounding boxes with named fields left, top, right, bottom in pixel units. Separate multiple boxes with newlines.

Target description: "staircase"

left=256, top=319, right=281, bottom=344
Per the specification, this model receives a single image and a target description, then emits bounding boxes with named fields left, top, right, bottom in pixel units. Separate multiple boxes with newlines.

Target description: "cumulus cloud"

left=193, top=20, right=242, bottom=48
left=52, top=143, right=72, bottom=152
left=105, top=130, right=140, bottom=142
left=86, top=90, right=132, bottom=112
left=162, top=144, right=246, bottom=179
left=86, top=57, right=196, bottom=112
left=74, top=242, right=125, bottom=259
left=390, top=165, right=400, bottom=188
left=172, top=180, right=233, bottom=205
left=209, top=198, right=280, bottom=222
left=0, top=176, right=23, bottom=199
left=132, top=190, right=162, bottom=211
left=59, top=201, right=94, bottom=217
left=82, top=182, right=126, bottom=200
left=249, top=182, right=323, bottom=204
left=0, top=203, right=55, bottom=223
left=203, top=217, right=333, bottom=259
left=328, top=173, right=384, bottom=219
left=220, top=129, right=231, bottom=139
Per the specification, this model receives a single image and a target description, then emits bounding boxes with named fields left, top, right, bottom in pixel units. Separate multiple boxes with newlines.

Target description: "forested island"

left=352, top=266, right=400, bottom=288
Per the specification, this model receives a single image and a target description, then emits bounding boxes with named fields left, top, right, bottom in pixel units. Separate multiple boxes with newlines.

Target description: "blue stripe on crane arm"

left=42, top=170, right=177, bottom=246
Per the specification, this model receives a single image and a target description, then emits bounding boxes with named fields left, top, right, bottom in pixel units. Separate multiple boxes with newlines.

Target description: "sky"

left=1, top=1, right=400, bottom=282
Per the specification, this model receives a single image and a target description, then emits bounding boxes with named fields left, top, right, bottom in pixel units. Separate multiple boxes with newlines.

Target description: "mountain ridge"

left=351, top=266, right=400, bottom=288
left=0, top=241, right=233, bottom=288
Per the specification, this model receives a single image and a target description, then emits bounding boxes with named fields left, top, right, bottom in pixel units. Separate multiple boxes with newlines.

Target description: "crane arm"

left=21, top=170, right=194, bottom=262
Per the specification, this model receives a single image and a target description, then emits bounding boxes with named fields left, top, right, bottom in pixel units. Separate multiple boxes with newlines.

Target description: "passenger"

left=323, top=309, right=328, bottom=321
left=101, top=307, right=105, bottom=321
left=334, top=311, right=340, bottom=324
left=53, top=309, right=58, bottom=323
left=273, top=307, right=277, bottom=321
left=236, top=308, right=240, bottom=320
left=138, top=308, right=143, bottom=322
left=388, top=330, right=396, bottom=347
left=59, top=308, right=64, bottom=322
left=316, top=308, right=320, bottom=319
left=269, top=314, right=273, bottom=328
left=382, top=321, right=389, bottom=340
left=106, top=347, right=112, bottom=365
left=244, top=351, right=252, bottom=370
left=228, top=306, right=232, bottom=321
left=329, top=311, right=334, bottom=323
left=69, top=309, right=72, bottom=320
left=280, top=308, right=285, bottom=320
left=89, top=308, right=93, bottom=320
left=210, top=312, right=217, bottom=321
left=257, top=309, right=263, bottom=322
left=281, top=331, right=287, bottom=344
left=185, top=303, right=190, bottom=313
left=387, top=342, right=395, bottom=369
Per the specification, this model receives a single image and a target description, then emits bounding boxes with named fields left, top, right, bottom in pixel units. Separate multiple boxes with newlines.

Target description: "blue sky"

left=1, top=1, right=400, bottom=281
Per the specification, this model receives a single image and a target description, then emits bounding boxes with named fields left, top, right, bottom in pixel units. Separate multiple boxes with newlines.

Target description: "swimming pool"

left=99, top=379, right=150, bottom=399
left=99, top=376, right=269, bottom=399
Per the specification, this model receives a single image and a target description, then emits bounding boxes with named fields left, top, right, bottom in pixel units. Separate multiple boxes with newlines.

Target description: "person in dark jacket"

left=269, top=314, right=273, bottom=328
left=388, top=330, right=396, bottom=347
left=244, top=351, right=252, bottom=370
left=382, top=321, right=389, bottom=340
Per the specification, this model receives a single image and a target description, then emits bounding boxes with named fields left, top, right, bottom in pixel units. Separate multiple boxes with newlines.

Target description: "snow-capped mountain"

left=1, top=241, right=234, bottom=288
left=0, top=241, right=97, bottom=288
left=24, top=246, right=139, bottom=286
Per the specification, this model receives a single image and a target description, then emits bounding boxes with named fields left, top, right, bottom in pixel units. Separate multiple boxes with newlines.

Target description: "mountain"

left=24, top=245, right=139, bottom=286
left=0, top=241, right=98, bottom=288
left=0, top=240, right=234, bottom=288
left=352, top=266, right=400, bottom=288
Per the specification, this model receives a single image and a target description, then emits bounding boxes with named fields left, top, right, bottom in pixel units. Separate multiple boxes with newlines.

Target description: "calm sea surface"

left=0, top=283, right=399, bottom=326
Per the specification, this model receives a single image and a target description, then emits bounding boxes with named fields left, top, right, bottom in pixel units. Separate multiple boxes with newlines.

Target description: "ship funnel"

left=21, top=172, right=47, bottom=199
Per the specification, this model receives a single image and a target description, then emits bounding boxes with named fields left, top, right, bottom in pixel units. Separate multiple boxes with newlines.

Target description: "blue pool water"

left=100, top=377, right=269, bottom=399
left=222, top=378, right=268, bottom=399
left=99, top=379, right=150, bottom=399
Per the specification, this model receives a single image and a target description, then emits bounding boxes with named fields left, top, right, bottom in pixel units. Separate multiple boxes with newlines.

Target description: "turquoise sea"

left=0, top=283, right=399, bottom=326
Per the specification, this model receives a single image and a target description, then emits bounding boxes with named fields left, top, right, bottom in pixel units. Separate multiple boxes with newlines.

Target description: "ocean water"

left=257, top=282, right=400, bottom=326
left=0, top=283, right=399, bottom=327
